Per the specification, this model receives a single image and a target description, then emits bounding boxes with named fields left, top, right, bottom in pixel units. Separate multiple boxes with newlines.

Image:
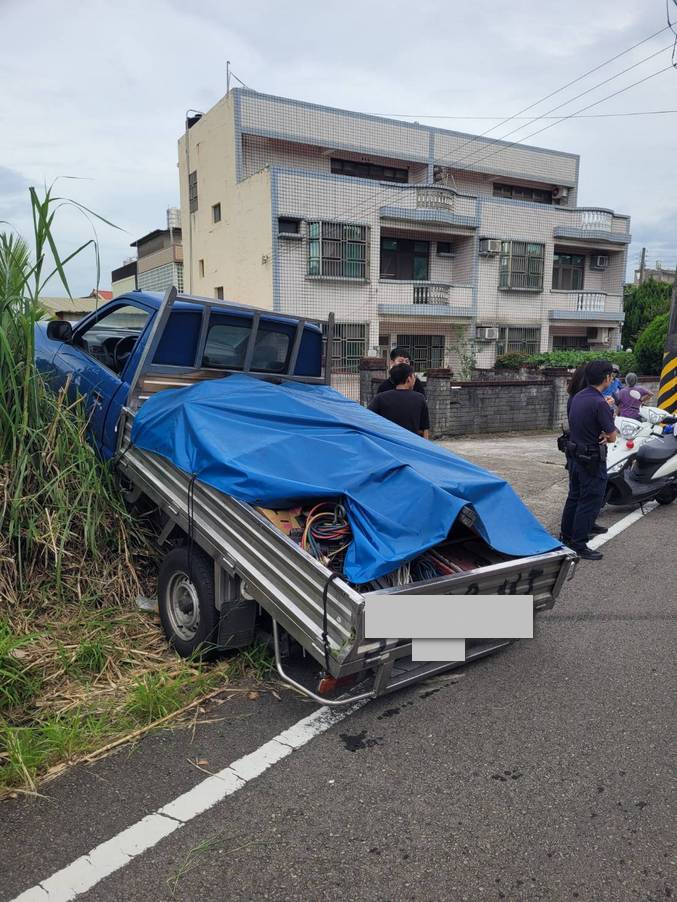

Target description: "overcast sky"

left=1, top=0, right=676, bottom=296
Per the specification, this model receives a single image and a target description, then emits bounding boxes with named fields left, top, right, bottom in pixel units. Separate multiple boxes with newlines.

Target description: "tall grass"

left=0, top=185, right=143, bottom=606
left=0, top=188, right=261, bottom=797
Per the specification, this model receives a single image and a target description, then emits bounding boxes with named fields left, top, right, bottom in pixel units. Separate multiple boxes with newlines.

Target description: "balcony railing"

left=553, top=208, right=630, bottom=243
left=415, top=187, right=455, bottom=212
left=377, top=281, right=473, bottom=316
left=549, top=291, right=624, bottom=317
left=577, top=209, right=613, bottom=232
left=413, top=283, right=451, bottom=304
left=576, top=291, right=606, bottom=312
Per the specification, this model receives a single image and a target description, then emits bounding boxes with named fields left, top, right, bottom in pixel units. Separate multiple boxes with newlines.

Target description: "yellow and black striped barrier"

left=657, top=352, right=677, bottom=413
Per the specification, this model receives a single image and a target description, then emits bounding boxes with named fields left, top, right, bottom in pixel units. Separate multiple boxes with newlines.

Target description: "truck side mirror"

left=47, top=320, right=73, bottom=343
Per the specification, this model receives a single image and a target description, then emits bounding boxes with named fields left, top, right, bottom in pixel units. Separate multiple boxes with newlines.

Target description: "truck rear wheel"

left=158, top=546, right=220, bottom=660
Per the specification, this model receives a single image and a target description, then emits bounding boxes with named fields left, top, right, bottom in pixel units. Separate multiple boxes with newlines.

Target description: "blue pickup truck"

left=36, top=289, right=325, bottom=461
left=36, top=288, right=575, bottom=704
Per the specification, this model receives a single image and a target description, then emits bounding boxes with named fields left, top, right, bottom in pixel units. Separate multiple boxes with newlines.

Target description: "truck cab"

left=35, top=290, right=325, bottom=459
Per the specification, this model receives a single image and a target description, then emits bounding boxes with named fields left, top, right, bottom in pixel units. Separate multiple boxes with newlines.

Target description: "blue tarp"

left=131, top=375, right=561, bottom=583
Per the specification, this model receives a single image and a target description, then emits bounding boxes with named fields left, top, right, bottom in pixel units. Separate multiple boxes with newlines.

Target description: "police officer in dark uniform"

left=560, top=359, right=618, bottom=560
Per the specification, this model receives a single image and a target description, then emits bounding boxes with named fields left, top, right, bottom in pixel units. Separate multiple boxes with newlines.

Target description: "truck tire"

left=655, top=486, right=677, bottom=505
left=158, top=545, right=220, bottom=661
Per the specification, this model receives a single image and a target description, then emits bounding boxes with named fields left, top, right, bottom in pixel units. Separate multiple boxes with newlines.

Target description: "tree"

left=634, top=312, right=669, bottom=375
left=622, top=279, right=671, bottom=349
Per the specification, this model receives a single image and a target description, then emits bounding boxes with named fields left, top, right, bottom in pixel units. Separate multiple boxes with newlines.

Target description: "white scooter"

left=606, top=404, right=670, bottom=474
left=606, top=404, right=677, bottom=506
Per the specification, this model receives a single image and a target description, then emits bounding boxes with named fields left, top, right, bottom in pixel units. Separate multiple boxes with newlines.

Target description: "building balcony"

left=377, top=281, right=473, bottom=317
left=553, top=208, right=631, bottom=245
left=548, top=290, right=625, bottom=321
left=379, top=185, right=479, bottom=231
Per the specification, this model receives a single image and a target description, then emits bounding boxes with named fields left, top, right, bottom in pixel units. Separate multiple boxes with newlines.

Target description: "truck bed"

left=117, top=412, right=576, bottom=700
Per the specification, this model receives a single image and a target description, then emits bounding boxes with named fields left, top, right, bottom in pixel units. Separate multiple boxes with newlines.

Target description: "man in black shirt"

left=560, top=359, right=618, bottom=561
left=368, top=364, right=430, bottom=438
left=376, top=348, right=426, bottom=396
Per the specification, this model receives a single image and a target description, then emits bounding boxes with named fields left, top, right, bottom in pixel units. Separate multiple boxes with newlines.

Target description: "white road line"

left=588, top=501, right=658, bottom=550
left=12, top=702, right=366, bottom=902
left=12, top=501, right=664, bottom=902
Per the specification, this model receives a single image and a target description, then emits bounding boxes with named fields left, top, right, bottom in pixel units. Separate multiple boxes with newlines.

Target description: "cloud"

left=1, top=0, right=675, bottom=294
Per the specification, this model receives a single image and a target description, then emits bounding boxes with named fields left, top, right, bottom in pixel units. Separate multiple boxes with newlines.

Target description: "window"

left=188, top=170, right=198, bottom=213
left=278, top=217, right=301, bottom=235
left=552, top=252, right=585, bottom=290
left=493, top=183, right=552, bottom=205
left=499, top=241, right=544, bottom=290
left=331, top=158, right=408, bottom=183
left=496, top=326, right=541, bottom=356
left=322, top=322, right=368, bottom=373
left=436, top=241, right=453, bottom=256
left=215, top=286, right=224, bottom=300
left=198, top=259, right=205, bottom=278
left=395, top=334, right=444, bottom=371
left=380, top=237, right=429, bottom=281
left=202, top=319, right=291, bottom=373
left=212, top=203, right=221, bottom=224
left=308, top=222, right=369, bottom=279
left=74, top=304, right=151, bottom=374
left=203, top=321, right=250, bottom=369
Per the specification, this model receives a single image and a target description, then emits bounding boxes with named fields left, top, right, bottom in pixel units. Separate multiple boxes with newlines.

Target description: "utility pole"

left=638, top=246, right=646, bottom=285
left=656, top=274, right=677, bottom=413
left=226, top=60, right=231, bottom=95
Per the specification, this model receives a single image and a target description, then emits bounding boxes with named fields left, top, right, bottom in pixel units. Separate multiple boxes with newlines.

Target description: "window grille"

left=322, top=322, right=368, bottom=373
left=499, top=241, right=544, bottom=290
left=188, top=170, right=198, bottom=213
left=395, top=333, right=444, bottom=370
left=308, top=222, right=369, bottom=279
left=496, top=326, right=541, bottom=356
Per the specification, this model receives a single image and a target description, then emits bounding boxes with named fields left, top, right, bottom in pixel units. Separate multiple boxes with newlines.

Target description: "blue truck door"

left=52, top=301, right=153, bottom=453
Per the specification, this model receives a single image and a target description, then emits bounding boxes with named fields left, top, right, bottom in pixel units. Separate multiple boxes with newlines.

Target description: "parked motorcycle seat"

left=634, top=433, right=677, bottom=464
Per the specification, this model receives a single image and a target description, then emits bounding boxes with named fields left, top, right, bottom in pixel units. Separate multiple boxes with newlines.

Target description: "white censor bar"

left=365, top=594, right=533, bottom=662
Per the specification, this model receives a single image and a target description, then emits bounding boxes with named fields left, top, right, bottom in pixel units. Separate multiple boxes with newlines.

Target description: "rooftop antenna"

left=226, top=61, right=249, bottom=95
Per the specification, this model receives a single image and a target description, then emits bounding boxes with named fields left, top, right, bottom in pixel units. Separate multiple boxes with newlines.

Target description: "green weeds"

left=0, top=187, right=267, bottom=799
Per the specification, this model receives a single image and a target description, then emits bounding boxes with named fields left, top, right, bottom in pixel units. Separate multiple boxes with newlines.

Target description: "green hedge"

left=634, top=313, right=669, bottom=375
left=494, top=353, right=530, bottom=370
left=495, top=349, right=637, bottom=373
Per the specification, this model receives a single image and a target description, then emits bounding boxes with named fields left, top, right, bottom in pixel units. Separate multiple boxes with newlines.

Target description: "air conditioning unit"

left=479, top=238, right=501, bottom=256
left=476, top=326, right=499, bottom=341
left=590, top=254, right=609, bottom=270
left=552, top=186, right=570, bottom=200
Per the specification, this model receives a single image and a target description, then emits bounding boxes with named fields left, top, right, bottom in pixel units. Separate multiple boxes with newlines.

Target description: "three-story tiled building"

left=178, top=89, right=629, bottom=376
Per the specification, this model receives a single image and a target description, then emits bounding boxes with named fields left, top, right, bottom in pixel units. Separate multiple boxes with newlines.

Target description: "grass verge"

left=0, top=187, right=274, bottom=799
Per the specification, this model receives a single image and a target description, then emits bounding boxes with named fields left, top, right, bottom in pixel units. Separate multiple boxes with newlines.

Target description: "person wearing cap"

left=377, top=347, right=426, bottom=396
left=615, top=373, right=652, bottom=420
left=602, top=364, right=622, bottom=405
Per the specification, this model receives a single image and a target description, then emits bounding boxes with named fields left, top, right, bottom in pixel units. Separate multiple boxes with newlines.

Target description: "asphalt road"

left=3, top=433, right=675, bottom=902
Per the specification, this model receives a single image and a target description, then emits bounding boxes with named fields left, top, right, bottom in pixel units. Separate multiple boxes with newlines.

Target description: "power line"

left=668, top=0, right=677, bottom=66
left=326, top=25, right=676, bottom=227
left=368, top=109, right=677, bottom=120
left=338, top=59, right=674, bottom=227
left=397, top=23, right=672, bottom=168
left=445, top=42, right=672, bottom=171
left=449, top=64, right=674, bottom=177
